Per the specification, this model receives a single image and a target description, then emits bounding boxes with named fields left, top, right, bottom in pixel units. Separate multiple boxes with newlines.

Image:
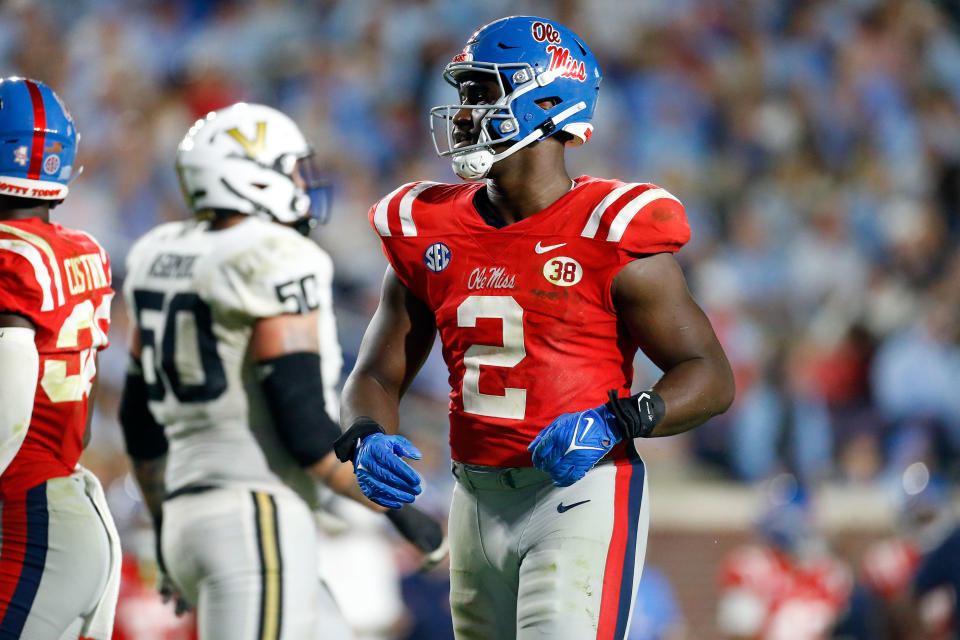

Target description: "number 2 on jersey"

left=457, top=295, right=526, bottom=420
left=133, top=289, right=226, bottom=402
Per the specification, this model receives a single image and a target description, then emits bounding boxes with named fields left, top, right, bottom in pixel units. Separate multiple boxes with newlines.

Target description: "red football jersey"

left=0, top=218, right=112, bottom=497
left=719, top=544, right=853, bottom=640
left=369, top=175, right=690, bottom=466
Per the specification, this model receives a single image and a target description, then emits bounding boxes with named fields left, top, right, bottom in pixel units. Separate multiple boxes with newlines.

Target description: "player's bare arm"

left=247, top=310, right=385, bottom=509
left=529, top=253, right=735, bottom=486
left=340, top=266, right=437, bottom=432
left=253, top=298, right=454, bottom=558
left=333, top=267, right=437, bottom=509
left=612, top=253, right=735, bottom=436
left=0, top=311, right=34, bottom=329
left=117, top=346, right=190, bottom=616
left=119, top=329, right=168, bottom=525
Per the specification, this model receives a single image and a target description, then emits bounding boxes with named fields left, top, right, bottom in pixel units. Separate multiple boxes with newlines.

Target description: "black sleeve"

left=118, top=367, right=169, bottom=461
left=256, top=351, right=341, bottom=467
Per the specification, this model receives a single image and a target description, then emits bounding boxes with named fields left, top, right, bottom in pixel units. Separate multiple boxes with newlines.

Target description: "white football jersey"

left=123, top=216, right=343, bottom=507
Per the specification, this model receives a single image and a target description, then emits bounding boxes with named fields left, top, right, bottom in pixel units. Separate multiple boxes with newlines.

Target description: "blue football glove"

left=354, top=433, right=423, bottom=508
left=528, top=404, right=622, bottom=487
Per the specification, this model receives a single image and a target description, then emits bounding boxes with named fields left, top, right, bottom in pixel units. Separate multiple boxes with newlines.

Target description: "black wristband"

left=605, top=389, right=666, bottom=439
left=333, top=417, right=385, bottom=463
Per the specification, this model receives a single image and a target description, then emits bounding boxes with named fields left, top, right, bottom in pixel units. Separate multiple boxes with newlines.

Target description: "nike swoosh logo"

left=564, top=415, right=607, bottom=455
left=557, top=499, right=591, bottom=513
left=534, top=241, right=567, bottom=254
left=579, top=417, right=594, bottom=441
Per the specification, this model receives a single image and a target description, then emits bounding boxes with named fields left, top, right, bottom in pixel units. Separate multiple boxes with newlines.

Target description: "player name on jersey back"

left=64, top=252, right=109, bottom=294
left=147, top=252, right=199, bottom=279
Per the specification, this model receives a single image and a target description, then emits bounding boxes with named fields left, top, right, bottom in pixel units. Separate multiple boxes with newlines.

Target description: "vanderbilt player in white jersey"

left=119, top=103, right=443, bottom=640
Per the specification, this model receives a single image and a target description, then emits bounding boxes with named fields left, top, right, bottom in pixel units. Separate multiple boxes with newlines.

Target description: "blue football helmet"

left=0, top=77, right=78, bottom=201
left=430, top=16, right=602, bottom=180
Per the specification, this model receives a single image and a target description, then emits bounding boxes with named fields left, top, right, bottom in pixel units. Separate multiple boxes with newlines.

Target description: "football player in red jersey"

left=717, top=478, right=855, bottom=640
left=336, top=16, right=734, bottom=640
left=0, top=77, right=120, bottom=639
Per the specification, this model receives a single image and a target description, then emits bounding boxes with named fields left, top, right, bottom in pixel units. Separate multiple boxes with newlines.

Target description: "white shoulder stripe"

left=0, top=223, right=64, bottom=306
left=606, top=188, right=681, bottom=242
left=0, top=239, right=54, bottom=311
left=580, top=183, right=641, bottom=239
left=373, top=184, right=410, bottom=237
left=397, top=181, right=438, bottom=237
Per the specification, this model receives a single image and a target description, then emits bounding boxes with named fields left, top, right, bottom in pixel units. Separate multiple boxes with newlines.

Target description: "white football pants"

left=162, top=485, right=354, bottom=640
left=0, top=468, right=119, bottom=640
left=448, top=450, right=649, bottom=640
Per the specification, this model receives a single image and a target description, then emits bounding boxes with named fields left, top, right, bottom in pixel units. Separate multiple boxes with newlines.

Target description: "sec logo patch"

left=423, top=242, right=451, bottom=272
left=543, top=256, right=582, bottom=286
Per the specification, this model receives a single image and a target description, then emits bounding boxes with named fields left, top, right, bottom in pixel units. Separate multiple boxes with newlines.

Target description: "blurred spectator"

left=716, top=475, right=860, bottom=639
left=861, top=462, right=957, bottom=639
left=628, top=565, right=686, bottom=640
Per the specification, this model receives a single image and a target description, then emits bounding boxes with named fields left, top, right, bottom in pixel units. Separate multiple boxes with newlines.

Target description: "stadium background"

left=3, top=0, right=960, bottom=637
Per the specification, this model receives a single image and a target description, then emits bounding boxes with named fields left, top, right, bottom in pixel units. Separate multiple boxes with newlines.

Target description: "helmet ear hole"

left=535, top=97, right=562, bottom=110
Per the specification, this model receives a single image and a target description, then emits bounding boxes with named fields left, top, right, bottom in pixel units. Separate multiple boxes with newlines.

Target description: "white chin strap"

left=451, top=101, right=586, bottom=181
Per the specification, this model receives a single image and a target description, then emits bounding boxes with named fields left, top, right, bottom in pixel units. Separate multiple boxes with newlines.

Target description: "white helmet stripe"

left=606, top=188, right=681, bottom=242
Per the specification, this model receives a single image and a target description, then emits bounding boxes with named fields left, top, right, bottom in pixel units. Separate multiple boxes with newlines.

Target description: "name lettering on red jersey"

left=467, top=267, right=516, bottom=290
left=64, top=253, right=109, bottom=295
left=372, top=181, right=439, bottom=237
left=580, top=184, right=681, bottom=241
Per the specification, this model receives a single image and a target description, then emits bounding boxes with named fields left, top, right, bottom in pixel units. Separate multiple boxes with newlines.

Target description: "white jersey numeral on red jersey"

left=40, top=294, right=111, bottom=403
left=457, top=295, right=527, bottom=420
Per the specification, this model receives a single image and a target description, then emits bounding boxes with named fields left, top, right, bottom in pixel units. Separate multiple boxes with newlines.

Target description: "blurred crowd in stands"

left=3, top=0, right=959, bottom=637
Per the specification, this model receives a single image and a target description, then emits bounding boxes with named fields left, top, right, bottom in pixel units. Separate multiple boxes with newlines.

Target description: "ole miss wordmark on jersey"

left=0, top=218, right=112, bottom=497
left=369, top=175, right=690, bottom=467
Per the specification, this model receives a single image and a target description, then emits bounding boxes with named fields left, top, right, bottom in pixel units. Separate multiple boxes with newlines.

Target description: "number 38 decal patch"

left=542, top=256, right=582, bottom=287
